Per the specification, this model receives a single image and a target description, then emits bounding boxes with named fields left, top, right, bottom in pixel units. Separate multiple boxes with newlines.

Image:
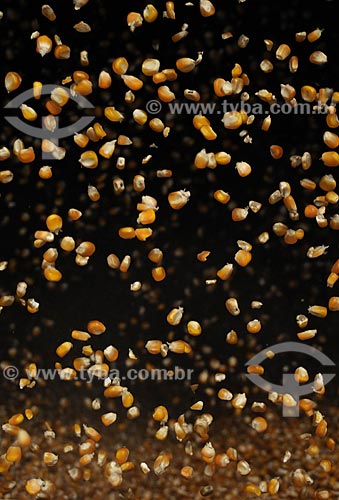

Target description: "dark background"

left=0, top=0, right=338, bottom=413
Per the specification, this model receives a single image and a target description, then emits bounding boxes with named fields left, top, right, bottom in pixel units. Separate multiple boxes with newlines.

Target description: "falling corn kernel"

left=168, top=190, right=191, bottom=209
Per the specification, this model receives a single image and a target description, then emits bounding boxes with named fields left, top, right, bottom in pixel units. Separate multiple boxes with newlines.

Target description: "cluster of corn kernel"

left=1, top=0, right=339, bottom=498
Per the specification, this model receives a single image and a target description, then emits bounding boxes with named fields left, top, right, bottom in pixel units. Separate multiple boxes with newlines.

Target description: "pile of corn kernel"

left=0, top=1, right=339, bottom=498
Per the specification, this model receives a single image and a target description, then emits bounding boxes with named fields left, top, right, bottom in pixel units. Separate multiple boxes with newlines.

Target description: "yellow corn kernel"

left=143, top=4, right=158, bottom=22
left=321, top=151, right=339, bottom=167
left=193, top=115, right=210, bottom=130
left=326, top=191, right=339, bottom=204
left=153, top=405, right=168, bottom=422
left=112, top=57, right=128, bottom=75
left=158, top=85, right=175, bottom=102
left=46, top=214, right=63, bottom=233
left=200, top=0, right=215, bottom=17
left=197, top=250, right=210, bottom=262
left=79, top=150, right=98, bottom=169
left=234, top=161, right=251, bottom=177
left=217, top=263, right=233, bottom=280
left=56, top=341, right=73, bottom=358
left=141, top=59, right=160, bottom=76
left=200, top=124, right=217, bottom=140
left=73, top=79, right=92, bottom=95
left=36, top=35, right=52, bottom=56
left=104, top=106, right=124, bottom=122
left=149, top=118, right=165, bottom=132
left=225, top=297, right=240, bottom=316
left=44, top=266, right=62, bottom=282
left=6, top=445, right=22, bottom=462
left=0, top=170, right=14, bottom=183
left=25, top=478, right=42, bottom=495
left=260, top=59, right=274, bottom=73
left=247, top=365, right=264, bottom=374
left=169, top=340, right=192, bottom=354
left=106, top=253, right=120, bottom=270
left=251, top=417, right=268, bottom=433
left=261, top=115, right=271, bottom=131
left=309, top=51, right=327, bottom=65
left=232, top=392, right=247, bottom=409
left=184, top=88, right=200, bottom=101
left=127, top=11, right=143, bottom=31
left=54, top=44, right=71, bottom=59
left=18, top=147, right=35, bottom=164
left=120, top=255, right=131, bottom=273
left=168, top=190, right=190, bottom=209
left=226, top=330, right=239, bottom=345
left=276, top=43, right=291, bottom=60
left=328, top=296, right=339, bottom=311
left=20, top=104, right=37, bottom=121
left=60, top=236, right=75, bottom=252
left=118, top=226, right=135, bottom=240
left=145, top=340, right=162, bottom=355
left=215, top=151, right=231, bottom=165
left=222, top=111, right=242, bottom=129
left=308, top=305, right=327, bottom=318
left=151, top=266, right=166, bottom=282
left=232, top=207, right=249, bottom=222
left=41, top=4, right=56, bottom=20
left=187, top=320, right=202, bottom=336
left=87, top=320, right=106, bottom=335
left=176, top=57, right=196, bottom=73
left=71, top=330, right=91, bottom=341
left=300, top=85, right=317, bottom=102
left=307, top=28, right=323, bottom=42
left=135, top=227, right=152, bottom=241
left=246, top=319, right=262, bottom=334
left=121, top=74, right=143, bottom=91
left=180, top=465, right=193, bottom=479
left=76, top=241, right=96, bottom=257
left=39, top=166, right=53, bottom=179
left=68, top=208, right=82, bottom=220
left=167, top=306, right=184, bottom=326
left=99, top=140, right=116, bottom=159
left=324, top=112, right=337, bottom=129
left=235, top=249, right=252, bottom=267
left=98, top=70, right=112, bottom=89
left=270, top=144, right=283, bottom=159
left=147, top=249, right=163, bottom=265
left=5, top=71, right=22, bottom=92
left=201, top=442, right=215, bottom=463
left=51, top=87, right=69, bottom=107
left=101, top=412, right=117, bottom=426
